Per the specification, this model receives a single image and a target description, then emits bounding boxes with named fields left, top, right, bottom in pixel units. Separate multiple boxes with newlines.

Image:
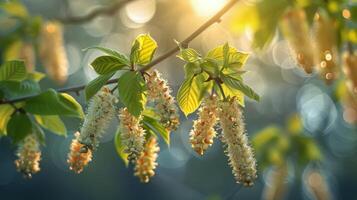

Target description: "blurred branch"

left=57, top=0, right=135, bottom=24
left=0, top=0, right=239, bottom=105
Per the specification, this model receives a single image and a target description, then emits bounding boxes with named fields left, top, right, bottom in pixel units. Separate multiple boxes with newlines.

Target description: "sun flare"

left=191, top=0, right=227, bottom=17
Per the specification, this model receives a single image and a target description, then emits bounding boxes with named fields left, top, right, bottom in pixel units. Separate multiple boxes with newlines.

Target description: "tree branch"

left=57, top=0, right=135, bottom=24
left=0, top=0, right=239, bottom=105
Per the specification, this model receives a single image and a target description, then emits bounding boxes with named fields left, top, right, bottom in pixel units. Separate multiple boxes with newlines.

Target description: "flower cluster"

left=146, top=70, right=180, bottom=131
left=118, top=108, right=146, bottom=163
left=218, top=97, right=257, bottom=187
left=14, top=134, right=41, bottom=178
left=281, top=8, right=315, bottom=74
left=67, top=132, right=93, bottom=174
left=39, top=21, right=68, bottom=84
left=134, top=137, right=160, bottom=183
left=343, top=52, right=357, bottom=96
left=190, top=95, right=218, bottom=155
left=314, top=12, right=338, bottom=84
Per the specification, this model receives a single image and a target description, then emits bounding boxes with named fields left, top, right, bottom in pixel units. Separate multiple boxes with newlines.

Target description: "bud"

left=304, top=170, right=331, bottom=200
left=190, top=95, right=218, bottom=155
left=39, top=21, right=68, bottom=84
left=343, top=52, right=357, bottom=96
left=262, top=165, right=288, bottom=200
left=314, top=11, right=339, bottom=84
left=14, top=134, right=41, bottom=178
left=78, top=87, right=116, bottom=151
left=118, top=108, right=146, bottom=163
left=218, top=97, right=257, bottom=186
left=281, top=8, right=315, bottom=74
left=146, top=70, right=180, bottom=131
left=134, top=137, right=160, bottom=183
left=67, top=132, right=93, bottom=174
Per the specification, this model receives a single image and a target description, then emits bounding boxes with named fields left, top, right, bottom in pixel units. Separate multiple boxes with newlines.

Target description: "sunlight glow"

left=191, top=0, right=227, bottom=17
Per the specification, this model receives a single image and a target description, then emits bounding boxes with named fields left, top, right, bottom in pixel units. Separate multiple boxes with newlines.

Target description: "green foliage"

left=142, top=110, right=170, bottom=145
left=85, top=72, right=114, bottom=101
left=0, top=1, right=28, bottom=18
left=91, top=56, right=128, bottom=75
left=85, top=47, right=130, bottom=65
left=34, top=115, right=67, bottom=137
left=117, top=71, right=147, bottom=117
left=130, top=34, right=157, bottom=65
left=177, top=48, right=201, bottom=62
left=0, top=79, right=40, bottom=99
left=114, top=130, right=129, bottom=167
left=24, top=89, right=84, bottom=118
left=221, top=74, right=260, bottom=101
left=7, top=112, right=32, bottom=144
left=0, top=60, right=27, bottom=81
left=0, top=104, right=15, bottom=135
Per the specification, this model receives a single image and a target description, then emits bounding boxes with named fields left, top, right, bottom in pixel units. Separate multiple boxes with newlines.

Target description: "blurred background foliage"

left=0, top=0, right=357, bottom=199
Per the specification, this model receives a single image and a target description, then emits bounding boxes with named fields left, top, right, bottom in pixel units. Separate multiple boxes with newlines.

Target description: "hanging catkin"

left=305, top=170, right=331, bottom=200
left=281, top=8, right=315, bottom=74
left=14, top=134, right=41, bottom=178
left=118, top=108, right=146, bottom=163
left=39, top=21, right=68, bottom=84
left=262, top=165, right=288, bottom=200
left=190, top=95, right=218, bottom=155
left=343, top=52, right=357, bottom=96
left=67, top=132, right=93, bottom=174
left=146, top=70, right=180, bottom=131
left=218, top=97, right=257, bottom=186
left=314, top=11, right=339, bottom=84
left=134, top=137, right=160, bottom=183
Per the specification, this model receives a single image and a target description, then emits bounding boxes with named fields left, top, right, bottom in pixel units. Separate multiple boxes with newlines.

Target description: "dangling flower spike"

left=134, top=137, right=160, bottom=183
left=343, top=51, right=357, bottom=96
left=67, top=132, right=93, bottom=174
left=118, top=108, right=146, bottom=163
left=15, top=134, right=41, bottom=178
left=218, top=97, right=257, bottom=186
left=146, top=70, right=180, bottom=131
left=190, top=94, right=218, bottom=155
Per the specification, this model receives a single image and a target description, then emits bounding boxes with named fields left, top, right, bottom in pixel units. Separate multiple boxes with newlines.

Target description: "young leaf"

left=24, top=89, right=84, bottom=118
left=0, top=79, right=41, bottom=99
left=117, top=71, right=147, bottom=117
left=184, top=62, right=201, bottom=78
left=215, top=83, right=245, bottom=106
left=0, top=104, right=15, bottom=135
left=85, top=46, right=130, bottom=65
left=177, top=48, right=201, bottom=62
left=114, top=130, right=129, bottom=167
left=0, top=60, right=27, bottom=81
left=91, top=56, right=128, bottom=75
left=34, top=115, right=67, bottom=137
left=7, top=113, right=32, bottom=144
left=142, top=114, right=170, bottom=146
left=130, top=34, right=158, bottom=65
left=200, top=59, right=220, bottom=76
left=177, top=74, right=211, bottom=116
left=27, top=72, right=46, bottom=82
left=221, top=75, right=260, bottom=101
left=85, top=72, right=114, bottom=101
left=206, top=44, right=237, bottom=61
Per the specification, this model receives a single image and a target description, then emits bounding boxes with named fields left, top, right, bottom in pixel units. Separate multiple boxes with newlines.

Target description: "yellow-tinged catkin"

left=134, top=137, right=160, bottom=183
left=14, top=134, right=41, bottom=178
left=146, top=70, right=180, bottom=131
left=67, top=132, right=93, bottom=174
left=305, top=170, right=331, bottom=200
left=314, top=12, right=339, bottom=84
left=262, top=165, right=288, bottom=200
left=281, top=8, right=315, bottom=74
left=39, top=21, right=68, bottom=85
left=119, top=108, right=146, bottom=163
left=218, top=97, right=257, bottom=186
left=190, top=95, right=218, bottom=156
left=343, top=52, right=357, bottom=96
left=78, top=87, right=117, bottom=151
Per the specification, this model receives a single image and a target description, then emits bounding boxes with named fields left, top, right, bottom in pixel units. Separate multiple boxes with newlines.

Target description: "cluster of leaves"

left=0, top=61, right=83, bottom=143
left=230, top=0, right=357, bottom=49
left=176, top=43, right=260, bottom=116
left=252, top=114, right=322, bottom=171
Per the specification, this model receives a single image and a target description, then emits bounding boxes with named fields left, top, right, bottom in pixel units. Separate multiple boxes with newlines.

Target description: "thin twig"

left=215, top=79, right=227, bottom=100
left=0, top=0, right=239, bottom=105
left=57, top=0, right=135, bottom=24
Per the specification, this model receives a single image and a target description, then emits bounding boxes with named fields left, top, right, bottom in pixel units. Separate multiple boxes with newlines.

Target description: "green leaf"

left=7, top=113, right=32, bottom=144
left=221, top=75, right=260, bottom=101
left=32, top=122, right=46, bottom=145
left=200, top=59, right=220, bottom=76
left=0, top=60, right=27, bottom=81
left=184, top=62, right=201, bottom=78
left=177, top=74, right=212, bottom=116
left=24, top=89, right=84, bottom=118
left=177, top=48, right=201, bottom=62
left=85, top=72, right=114, bottom=101
left=0, top=79, right=41, bottom=99
left=0, top=104, right=15, bottom=135
left=0, top=1, right=28, bottom=18
left=206, top=44, right=237, bottom=61
left=130, top=34, right=158, bottom=65
left=142, top=114, right=170, bottom=146
left=27, top=72, right=46, bottom=82
left=117, top=71, right=147, bottom=117
left=216, top=83, right=245, bottom=106
left=114, top=130, right=129, bottom=167
left=91, top=56, right=128, bottom=75
left=34, top=115, right=67, bottom=136
left=206, top=44, right=249, bottom=70
left=85, top=46, right=130, bottom=65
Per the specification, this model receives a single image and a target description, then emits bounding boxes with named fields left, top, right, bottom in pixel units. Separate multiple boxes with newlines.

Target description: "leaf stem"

left=215, top=79, right=226, bottom=101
